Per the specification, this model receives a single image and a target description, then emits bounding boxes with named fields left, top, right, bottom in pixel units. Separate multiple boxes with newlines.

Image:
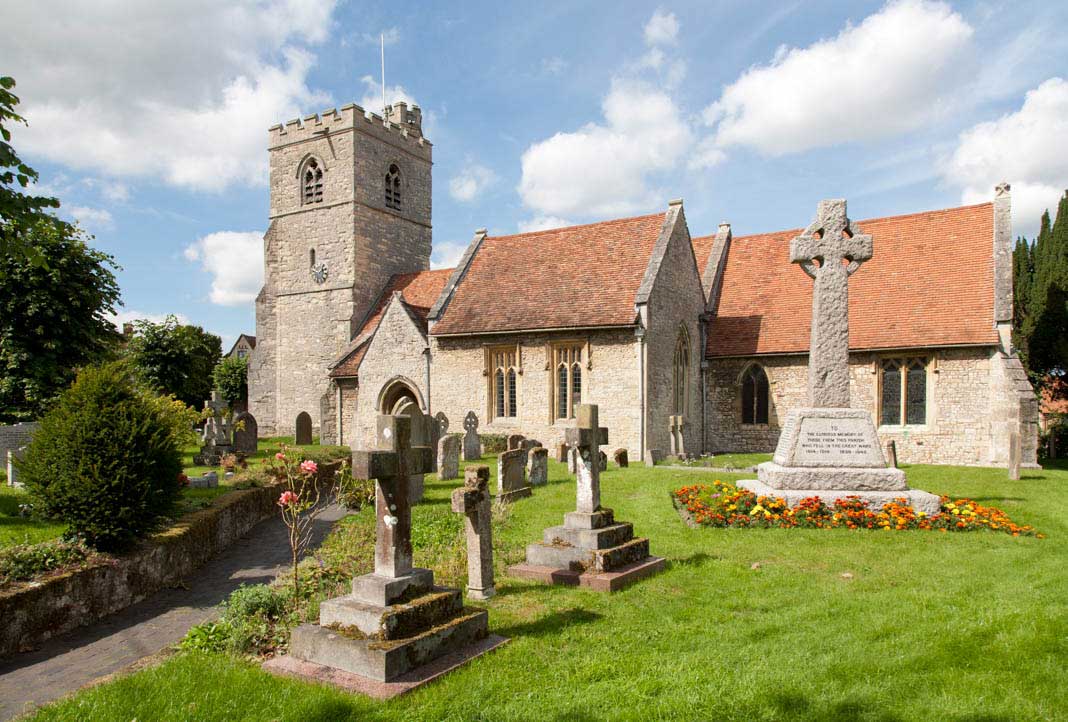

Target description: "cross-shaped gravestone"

left=462, top=411, right=481, bottom=461
left=790, top=199, right=872, bottom=408
left=351, top=414, right=435, bottom=578
left=564, top=404, right=609, bottom=514
left=450, top=465, right=494, bottom=599
left=203, top=391, right=229, bottom=445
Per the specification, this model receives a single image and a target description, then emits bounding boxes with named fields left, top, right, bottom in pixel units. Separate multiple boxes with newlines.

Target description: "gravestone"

left=509, top=405, right=665, bottom=591
left=462, top=411, right=481, bottom=461
left=519, top=438, right=541, bottom=467
left=527, top=447, right=548, bottom=486
left=284, top=414, right=491, bottom=683
left=506, top=434, right=525, bottom=451
left=392, top=397, right=432, bottom=503
left=740, top=200, right=939, bottom=514
left=451, top=465, right=495, bottom=599
left=885, top=440, right=898, bottom=469
left=6, top=448, right=25, bottom=487
left=613, top=448, right=629, bottom=468
left=1008, top=430, right=1021, bottom=480
left=189, top=470, right=219, bottom=488
left=497, top=448, right=531, bottom=502
left=295, top=411, right=313, bottom=445
left=194, top=391, right=233, bottom=466
left=598, top=450, right=608, bottom=472
left=435, top=411, right=450, bottom=435
left=567, top=446, right=578, bottom=474
left=555, top=442, right=568, bottom=463
left=669, top=415, right=686, bottom=457
left=644, top=448, right=664, bottom=466
left=0, top=422, right=37, bottom=486
left=233, top=411, right=258, bottom=455
left=437, top=434, right=461, bottom=481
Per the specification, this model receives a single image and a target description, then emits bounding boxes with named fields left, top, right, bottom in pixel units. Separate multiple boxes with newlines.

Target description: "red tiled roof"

left=430, top=213, right=666, bottom=336
left=330, top=269, right=452, bottom=377
left=1041, top=379, right=1068, bottom=416
left=701, top=203, right=1000, bottom=357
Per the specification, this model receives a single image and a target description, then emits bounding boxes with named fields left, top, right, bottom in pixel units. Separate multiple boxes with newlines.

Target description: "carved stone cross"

left=565, top=404, right=609, bottom=514
left=351, top=415, right=435, bottom=578
left=203, top=390, right=229, bottom=444
left=790, top=199, right=872, bottom=408
left=450, top=465, right=494, bottom=599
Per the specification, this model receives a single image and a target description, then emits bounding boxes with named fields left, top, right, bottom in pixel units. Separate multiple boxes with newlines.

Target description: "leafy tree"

left=0, top=219, right=121, bottom=422
left=212, top=355, right=248, bottom=409
left=1, top=76, right=66, bottom=270
left=125, top=316, right=222, bottom=409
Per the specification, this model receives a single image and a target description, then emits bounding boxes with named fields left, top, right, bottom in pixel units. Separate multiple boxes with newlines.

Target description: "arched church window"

left=385, top=164, right=402, bottom=210
left=489, top=346, right=518, bottom=419
left=672, top=327, right=690, bottom=415
left=879, top=357, right=928, bottom=426
left=552, top=342, right=584, bottom=419
left=302, top=158, right=323, bottom=204
left=741, top=365, right=769, bottom=425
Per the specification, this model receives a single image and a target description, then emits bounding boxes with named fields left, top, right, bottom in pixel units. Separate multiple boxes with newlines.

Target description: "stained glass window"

left=741, top=365, right=769, bottom=424
left=880, top=357, right=928, bottom=426
left=553, top=343, right=584, bottom=419
left=571, top=363, right=582, bottom=416
left=490, top=347, right=518, bottom=419
left=881, top=359, right=901, bottom=425
left=495, top=369, right=505, bottom=419
left=906, top=359, right=927, bottom=425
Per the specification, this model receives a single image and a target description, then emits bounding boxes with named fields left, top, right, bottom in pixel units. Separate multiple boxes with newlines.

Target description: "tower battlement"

left=268, top=102, right=431, bottom=153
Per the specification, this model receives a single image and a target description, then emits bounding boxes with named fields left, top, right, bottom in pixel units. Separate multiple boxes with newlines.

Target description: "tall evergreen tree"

left=1020, top=195, right=1068, bottom=398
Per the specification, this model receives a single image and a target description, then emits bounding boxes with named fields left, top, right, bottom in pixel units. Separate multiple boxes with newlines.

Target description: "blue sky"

left=4, top=0, right=1068, bottom=349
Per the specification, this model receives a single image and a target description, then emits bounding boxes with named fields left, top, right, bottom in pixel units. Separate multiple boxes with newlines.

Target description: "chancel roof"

left=696, top=202, right=1000, bottom=357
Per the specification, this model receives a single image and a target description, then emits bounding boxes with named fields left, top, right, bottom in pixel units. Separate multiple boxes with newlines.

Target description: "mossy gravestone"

left=233, top=411, right=258, bottom=454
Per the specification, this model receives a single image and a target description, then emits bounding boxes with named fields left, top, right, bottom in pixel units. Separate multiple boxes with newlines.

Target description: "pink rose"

left=275, top=452, right=286, bottom=461
left=300, top=460, right=318, bottom=475
left=278, top=490, right=299, bottom=507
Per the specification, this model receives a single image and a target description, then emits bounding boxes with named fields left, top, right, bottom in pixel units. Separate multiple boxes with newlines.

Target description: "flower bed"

left=671, top=481, right=1042, bottom=537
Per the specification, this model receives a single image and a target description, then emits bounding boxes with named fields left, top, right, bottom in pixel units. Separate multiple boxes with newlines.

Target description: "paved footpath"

left=0, top=505, right=349, bottom=721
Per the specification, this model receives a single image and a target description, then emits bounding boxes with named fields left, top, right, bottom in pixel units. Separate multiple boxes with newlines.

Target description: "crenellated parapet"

left=268, top=102, right=431, bottom=157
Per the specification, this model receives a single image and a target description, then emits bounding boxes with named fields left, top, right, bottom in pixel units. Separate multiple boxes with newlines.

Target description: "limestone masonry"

left=249, top=100, right=1038, bottom=469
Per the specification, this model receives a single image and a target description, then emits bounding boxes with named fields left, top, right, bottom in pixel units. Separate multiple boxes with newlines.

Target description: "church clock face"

left=311, top=262, right=328, bottom=284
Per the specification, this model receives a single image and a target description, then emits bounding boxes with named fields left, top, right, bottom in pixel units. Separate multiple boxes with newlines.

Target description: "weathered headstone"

left=437, top=434, right=461, bottom=481
left=284, top=414, right=491, bottom=684
left=1008, top=430, right=1021, bottom=480
left=555, top=442, right=568, bottom=463
left=613, top=448, right=629, bottom=468
left=497, top=448, right=531, bottom=502
left=885, top=440, right=898, bottom=469
left=643, top=448, right=664, bottom=466
left=740, top=200, right=939, bottom=514
left=506, top=434, right=525, bottom=451
left=509, top=405, right=665, bottom=591
left=233, top=411, right=258, bottom=454
left=451, top=465, right=495, bottom=599
left=189, top=471, right=219, bottom=488
left=527, top=447, right=548, bottom=486
left=295, top=411, right=313, bottom=445
left=194, top=391, right=233, bottom=466
left=392, top=398, right=432, bottom=503
left=462, top=411, right=481, bottom=461
left=434, top=411, right=450, bottom=435
left=598, top=450, right=608, bottom=472
left=669, top=415, right=686, bottom=457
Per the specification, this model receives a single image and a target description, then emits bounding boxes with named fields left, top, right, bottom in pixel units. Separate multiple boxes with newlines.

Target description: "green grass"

left=31, top=459, right=1068, bottom=721
left=665, top=452, right=774, bottom=468
left=0, top=485, right=67, bottom=548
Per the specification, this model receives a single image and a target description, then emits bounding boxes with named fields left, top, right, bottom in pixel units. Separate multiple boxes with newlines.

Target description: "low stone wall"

left=0, top=461, right=341, bottom=658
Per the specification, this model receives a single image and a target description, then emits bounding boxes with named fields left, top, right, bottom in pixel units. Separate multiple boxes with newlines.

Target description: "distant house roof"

left=1041, top=378, right=1068, bottom=418
left=697, top=202, right=1000, bottom=358
left=429, top=213, right=667, bottom=336
left=329, top=269, right=452, bottom=378
left=226, top=334, right=256, bottom=358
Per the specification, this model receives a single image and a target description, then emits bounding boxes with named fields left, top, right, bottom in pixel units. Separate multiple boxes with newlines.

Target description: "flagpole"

left=381, top=33, right=386, bottom=114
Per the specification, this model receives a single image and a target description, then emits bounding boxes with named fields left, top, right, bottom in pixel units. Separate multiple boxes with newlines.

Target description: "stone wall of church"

left=704, top=346, right=1004, bottom=466
left=428, top=328, right=642, bottom=458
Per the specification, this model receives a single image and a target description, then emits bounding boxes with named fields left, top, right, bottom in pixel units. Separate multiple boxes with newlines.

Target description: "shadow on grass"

left=768, top=692, right=1014, bottom=722
left=494, top=607, right=602, bottom=639
left=968, top=496, right=1026, bottom=503
left=666, top=552, right=716, bottom=570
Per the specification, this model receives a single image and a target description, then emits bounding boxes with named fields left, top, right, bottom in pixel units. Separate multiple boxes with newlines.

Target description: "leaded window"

left=880, top=357, right=928, bottom=426
left=672, top=327, right=690, bottom=415
left=302, top=158, right=323, bottom=204
left=489, top=347, right=517, bottom=419
left=385, top=164, right=402, bottom=210
left=553, top=343, right=584, bottom=419
left=741, top=365, right=769, bottom=425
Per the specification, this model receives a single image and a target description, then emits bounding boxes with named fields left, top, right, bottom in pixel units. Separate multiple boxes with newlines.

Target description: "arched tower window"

left=741, top=365, right=769, bottom=425
left=385, top=163, right=402, bottom=210
left=672, top=327, right=690, bottom=415
left=302, top=158, right=323, bottom=204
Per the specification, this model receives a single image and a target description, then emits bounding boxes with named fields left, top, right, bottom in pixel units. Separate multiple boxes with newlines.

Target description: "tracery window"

left=489, top=346, right=518, bottom=419
left=553, top=343, right=583, bottom=420
left=672, top=327, right=690, bottom=415
left=385, top=163, right=402, bottom=210
left=302, top=158, right=323, bottom=204
left=880, top=357, right=928, bottom=426
left=741, top=364, right=769, bottom=425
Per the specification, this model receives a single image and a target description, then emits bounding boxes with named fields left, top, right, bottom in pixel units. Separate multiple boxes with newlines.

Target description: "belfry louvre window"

left=741, top=365, right=769, bottom=425
left=489, top=346, right=518, bottom=419
left=553, top=343, right=583, bottom=420
left=385, top=164, right=402, bottom=210
left=302, top=158, right=323, bottom=204
left=880, top=358, right=928, bottom=426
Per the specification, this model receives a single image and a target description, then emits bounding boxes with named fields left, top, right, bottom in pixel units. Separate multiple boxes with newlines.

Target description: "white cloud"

left=542, top=57, right=567, bottom=75
left=68, top=205, right=114, bottom=230
left=430, top=241, right=466, bottom=271
left=101, top=183, right=130, bottom=203
left=184, top=231, right=264, bottom=306
left=946, top=77, right=1068, bottom=235
left=449, top=163, right=498, bottom=202
left=644, top=9, right=679, bottom=46
left=517, top=216, right=572, bottom=233
left=519, top=79, right=693, bottom=217
left=360, top=27, right=400, bottom=46
left=5, top=0, right=337, bottom=193
left=359, top=75, right=417, bottom=115
left=705, top=0, right=973, bottom=156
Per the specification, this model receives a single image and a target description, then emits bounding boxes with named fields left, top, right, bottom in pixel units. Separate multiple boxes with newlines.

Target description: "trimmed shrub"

left=480, top=433, right=507, bottom=454
left=17, top=362, right=185, bottom=550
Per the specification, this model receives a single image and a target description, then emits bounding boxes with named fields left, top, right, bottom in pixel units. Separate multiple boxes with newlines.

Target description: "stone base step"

left=508, top=556, right=666, bottom=593
left=739, top=479, right=941, bottom=515
left=289, top=607, right=489, bottom=682
left=757, top=462, right=908, bottom=492
left=542, top=522, right=633, bottom=550
left=564, top=508, right=614, bottom=529
left=319, top=586, right=463, bottom=640
left=524, top=536, right=651, bottom=573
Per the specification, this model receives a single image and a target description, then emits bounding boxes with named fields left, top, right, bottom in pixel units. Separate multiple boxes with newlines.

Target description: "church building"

left=249, top=101, right=1039, bottom=468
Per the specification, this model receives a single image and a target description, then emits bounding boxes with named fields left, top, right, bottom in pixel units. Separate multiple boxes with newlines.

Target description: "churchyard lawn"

left=0, top=485, right=66, bottom=548
left=30, top=458, right=1067, bottom=720
left=662, top=452, right=773, bottom=469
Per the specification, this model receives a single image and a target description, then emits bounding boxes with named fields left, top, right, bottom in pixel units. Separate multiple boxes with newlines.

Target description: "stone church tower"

left=249, top=102, right=432, bottom=436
